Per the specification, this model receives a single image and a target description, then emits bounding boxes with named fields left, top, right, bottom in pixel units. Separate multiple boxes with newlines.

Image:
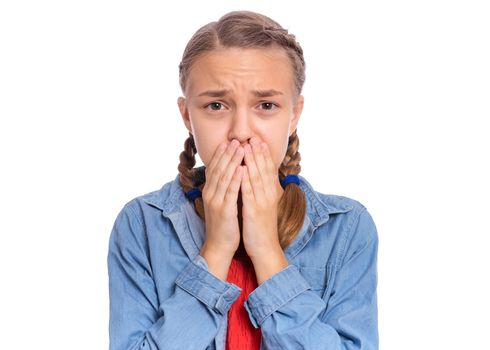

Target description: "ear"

left=177, top=96, right=192, bottom=134
left=289, top=95, right=304, bottom=136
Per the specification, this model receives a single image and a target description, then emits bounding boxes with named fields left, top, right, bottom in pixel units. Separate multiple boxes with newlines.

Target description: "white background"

left=1, top=1, right=489, bottom=349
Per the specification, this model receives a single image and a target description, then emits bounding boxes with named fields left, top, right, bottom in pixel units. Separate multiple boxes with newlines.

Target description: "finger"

left=204, top=141, right=227, bottom=194
left=261, top=141, right=275, bottom=174
left=204, top=139, right=239, bottom=199
left=215, top=146, right=244, bottom=202
left=205, top=141, right=227, bottom=178
left=244, top=143, right=264, bottom=202
left=260, top=141, right=276, bottom=192
left=224, top=164, right=243, bottom=205
left=250, top=137, right=271, bottom=192
left=240, top=165, right=255, bottom=203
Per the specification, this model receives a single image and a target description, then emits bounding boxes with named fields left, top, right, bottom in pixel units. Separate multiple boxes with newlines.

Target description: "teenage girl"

left=108, top=10, right=379, bottom=350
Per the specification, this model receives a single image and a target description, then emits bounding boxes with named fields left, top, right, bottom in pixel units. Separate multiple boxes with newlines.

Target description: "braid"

left=263, top=27, right=304, bottom=64
left=177, top=132, right=206, bottom=220
left=279, top=129, right=301, bottom=178
left=262, top=27, right=305, bottom=96
left=277, top=129, right=306, bottom=250
left=176, top=11, right=308, bottom=250
left=178, top=132, right=197, bottom=191
left=177, top=130, right=305, bottom=249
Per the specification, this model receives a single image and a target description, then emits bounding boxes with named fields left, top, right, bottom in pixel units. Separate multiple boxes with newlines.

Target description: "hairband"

left=280, top=174, right=300, bottom=187
left=184, top=174, right=301, bottom=201
left=185, top=188, right=202, bottom=201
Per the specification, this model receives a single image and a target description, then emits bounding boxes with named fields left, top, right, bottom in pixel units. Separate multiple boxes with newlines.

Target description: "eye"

left=205, top=102, right=225, bottom=111
left=259, top=102, right=277, bottom=111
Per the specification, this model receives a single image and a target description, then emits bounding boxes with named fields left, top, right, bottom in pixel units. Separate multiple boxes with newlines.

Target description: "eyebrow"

left=197, top=89, right=284, bottom=98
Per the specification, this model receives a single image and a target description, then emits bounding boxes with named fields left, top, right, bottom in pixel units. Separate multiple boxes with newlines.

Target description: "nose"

left=228, top=107, right=254, bottom=145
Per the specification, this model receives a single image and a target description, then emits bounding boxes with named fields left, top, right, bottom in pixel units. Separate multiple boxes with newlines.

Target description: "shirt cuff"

left=244, top=264, right=311, bottom=328
left=175, top=254, right=242, bottom=316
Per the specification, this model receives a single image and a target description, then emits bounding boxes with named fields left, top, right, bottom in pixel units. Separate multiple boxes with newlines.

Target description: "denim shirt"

left=107, top=173, right=379, bottom=350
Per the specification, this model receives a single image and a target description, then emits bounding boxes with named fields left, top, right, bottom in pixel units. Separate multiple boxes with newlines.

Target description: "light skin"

left=177, top=46, right=304, bottom=284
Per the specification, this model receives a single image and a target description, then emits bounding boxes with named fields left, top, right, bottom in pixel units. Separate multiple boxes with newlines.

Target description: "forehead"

left=186, top=47, right=294, bottom=96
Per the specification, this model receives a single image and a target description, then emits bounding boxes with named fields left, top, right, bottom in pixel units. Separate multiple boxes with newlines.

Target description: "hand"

left=201, top=139, right=244, bottom=257
left=240, top=136, right=284, bottom=259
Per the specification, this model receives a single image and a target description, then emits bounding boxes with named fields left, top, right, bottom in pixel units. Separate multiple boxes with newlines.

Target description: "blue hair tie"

left=186, top=175, right=299, bottom=200
left=280, top=174, right=300, bottom=188
left=185, top=188, right=202, bottom=201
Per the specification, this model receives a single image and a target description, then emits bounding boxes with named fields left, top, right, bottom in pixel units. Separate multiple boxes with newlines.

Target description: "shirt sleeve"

left=107, top=202, right=242, bottom=350
left=243, top=207, right=379, bottom=350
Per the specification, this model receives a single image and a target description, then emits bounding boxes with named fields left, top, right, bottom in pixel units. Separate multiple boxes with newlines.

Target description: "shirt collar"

left=142, top=172, right=354, bottom=260
left=143, top=173, right=353, bottom=223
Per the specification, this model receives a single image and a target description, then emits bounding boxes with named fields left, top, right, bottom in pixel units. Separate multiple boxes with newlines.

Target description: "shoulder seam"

left=123, top=199, right=144, bottom=228
left=336, top=206, right=367, bottom=273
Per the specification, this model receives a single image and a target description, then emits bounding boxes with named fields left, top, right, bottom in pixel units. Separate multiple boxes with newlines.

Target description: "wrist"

left=200, top=243, right=235, bottom=281
left=250, top=246, right=289, bottom=285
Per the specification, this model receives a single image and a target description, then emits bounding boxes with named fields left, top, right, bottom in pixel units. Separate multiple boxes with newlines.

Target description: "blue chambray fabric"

left=107, top=173, right=379, bottom=350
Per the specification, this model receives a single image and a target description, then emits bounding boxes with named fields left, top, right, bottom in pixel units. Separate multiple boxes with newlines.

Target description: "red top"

left=225, top=246, right=262, bottom=350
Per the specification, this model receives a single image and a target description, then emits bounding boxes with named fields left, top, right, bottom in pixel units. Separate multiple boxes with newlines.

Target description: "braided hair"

left=177, top=11, right=307, bottom=250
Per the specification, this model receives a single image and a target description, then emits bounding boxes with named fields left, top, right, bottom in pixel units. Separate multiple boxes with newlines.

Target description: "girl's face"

left=177, top=46, right=304, bottom=170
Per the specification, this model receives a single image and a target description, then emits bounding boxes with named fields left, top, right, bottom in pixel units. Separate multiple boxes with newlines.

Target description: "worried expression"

left=178, top=46, right=304, bottom=171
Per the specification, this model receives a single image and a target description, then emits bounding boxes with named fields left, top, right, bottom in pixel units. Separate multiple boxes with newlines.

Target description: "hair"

left=177, top=10, right=307, bottom=251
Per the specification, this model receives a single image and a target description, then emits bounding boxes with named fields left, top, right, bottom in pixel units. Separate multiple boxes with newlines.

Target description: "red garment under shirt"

left=225, top=246, right=262, bottom=350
